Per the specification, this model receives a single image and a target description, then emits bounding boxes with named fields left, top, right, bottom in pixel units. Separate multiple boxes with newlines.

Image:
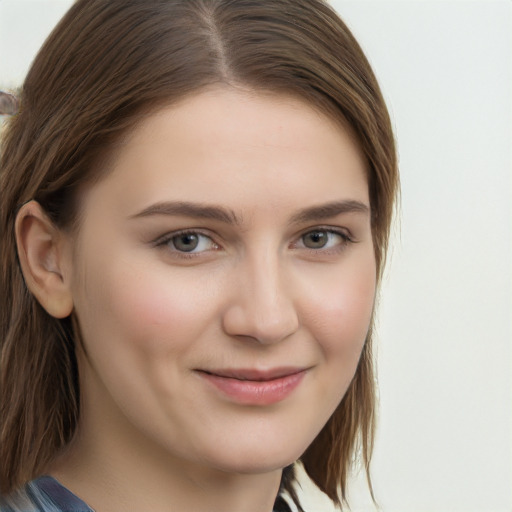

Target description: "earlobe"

left=15, top=201, right=74, bottom=319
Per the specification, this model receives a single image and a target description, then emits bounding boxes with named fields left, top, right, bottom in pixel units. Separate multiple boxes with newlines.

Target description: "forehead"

left=81, top=87, right=369, bottom=220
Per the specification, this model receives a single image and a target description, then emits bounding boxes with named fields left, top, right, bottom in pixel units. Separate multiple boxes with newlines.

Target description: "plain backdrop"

left=1, top=1, right=511, bottom=511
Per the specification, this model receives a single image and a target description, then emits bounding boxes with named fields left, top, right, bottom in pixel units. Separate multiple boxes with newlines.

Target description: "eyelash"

left=292, top=228, right=354, bottom=254
left=154, top=229, right=220, bottom=259
left=153, top=226, right=354, bottom=259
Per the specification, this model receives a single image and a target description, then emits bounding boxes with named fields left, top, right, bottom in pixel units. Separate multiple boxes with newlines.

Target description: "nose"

left=221, top=252, right=299, bottom=345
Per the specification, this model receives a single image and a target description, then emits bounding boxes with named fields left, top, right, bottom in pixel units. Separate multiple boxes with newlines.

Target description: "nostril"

left=221, top=261, right=300, bottom=344
left=222, top=302, right=299, bottom=345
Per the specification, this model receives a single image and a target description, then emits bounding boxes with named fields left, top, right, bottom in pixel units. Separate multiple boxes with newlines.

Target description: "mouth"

left=194, top=367, right=309, bottom=405
left=198, top=367, right=306, bottom=381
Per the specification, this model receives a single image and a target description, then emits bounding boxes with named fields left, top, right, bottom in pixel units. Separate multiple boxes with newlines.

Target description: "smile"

left=195, top=367, right=308, bottom=406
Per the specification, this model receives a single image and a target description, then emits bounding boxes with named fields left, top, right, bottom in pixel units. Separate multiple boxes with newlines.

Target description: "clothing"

left=0, top=476, right=292, bottom=512
left=0, top=477, right=93, bottom=512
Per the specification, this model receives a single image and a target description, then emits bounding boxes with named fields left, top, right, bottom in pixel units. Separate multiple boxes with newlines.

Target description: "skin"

left=19, top=87, right=376, bottom=512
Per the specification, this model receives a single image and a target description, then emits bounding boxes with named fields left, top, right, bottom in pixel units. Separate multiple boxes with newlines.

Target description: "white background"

left=1, top=1, right=511, bottom=511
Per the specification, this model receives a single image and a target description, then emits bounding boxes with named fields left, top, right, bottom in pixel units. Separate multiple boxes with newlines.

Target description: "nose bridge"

left=222, top=244, right=299, bottom=344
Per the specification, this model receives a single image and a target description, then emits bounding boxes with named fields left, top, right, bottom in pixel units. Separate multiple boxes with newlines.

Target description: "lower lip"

left=198, top=371, right=306, bottom=406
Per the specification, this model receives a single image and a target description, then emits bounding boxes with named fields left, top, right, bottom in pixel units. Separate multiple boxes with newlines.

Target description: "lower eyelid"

left=300, top=229, right=351, bottom=243
left=154, top=231, right=216, bottom=249
left=153, top=228, right=355, bottom=253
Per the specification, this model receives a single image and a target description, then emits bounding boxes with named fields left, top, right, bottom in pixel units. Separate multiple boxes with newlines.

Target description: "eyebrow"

left=130, top=201, right=241, bottom=224
left=130, top=199, right=369, bottom=225
left=289, top=200, right=369, bottom=224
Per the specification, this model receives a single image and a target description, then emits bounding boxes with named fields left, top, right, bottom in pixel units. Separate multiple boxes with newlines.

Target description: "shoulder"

left=0, top=477, right=93, bottom=512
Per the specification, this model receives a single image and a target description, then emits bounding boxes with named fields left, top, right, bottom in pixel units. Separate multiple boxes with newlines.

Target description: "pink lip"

left=196, top=367, right=308, bottom=405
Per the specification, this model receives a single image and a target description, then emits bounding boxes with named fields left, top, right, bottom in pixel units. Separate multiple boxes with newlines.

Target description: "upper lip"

left=196, top=367, right=308, bottom=381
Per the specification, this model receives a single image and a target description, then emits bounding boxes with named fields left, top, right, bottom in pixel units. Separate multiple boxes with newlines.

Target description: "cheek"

left=302, top=256, right=376, bottom=375
left=72, top=260, right=220, bottom=420
left=74, top=252, right=218, bottom=363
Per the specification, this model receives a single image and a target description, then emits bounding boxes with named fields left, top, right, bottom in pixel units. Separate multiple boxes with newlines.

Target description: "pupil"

left=174, top=234, right=199, bottom=252
left=305, top=231, right=327, bottom=248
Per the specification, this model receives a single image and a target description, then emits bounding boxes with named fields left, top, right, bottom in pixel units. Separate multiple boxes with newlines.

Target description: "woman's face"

left=67, top=87, right=376, bottom=475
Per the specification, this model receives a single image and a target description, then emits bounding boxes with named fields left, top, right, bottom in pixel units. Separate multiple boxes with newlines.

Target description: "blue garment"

left=0, top=477, right=93, bottom=512
left=0, top=476, right=291, bottom=512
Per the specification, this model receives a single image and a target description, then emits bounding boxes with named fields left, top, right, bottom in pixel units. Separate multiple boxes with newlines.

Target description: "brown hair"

left=0, top=0, right=398, bottom=508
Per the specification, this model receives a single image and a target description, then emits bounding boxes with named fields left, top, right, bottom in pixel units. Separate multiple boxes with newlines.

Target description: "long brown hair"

left=0, top=0, right=398, bottom=507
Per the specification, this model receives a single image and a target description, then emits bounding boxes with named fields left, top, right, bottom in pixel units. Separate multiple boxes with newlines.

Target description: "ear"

left=15, top=200, right=74, bottom=319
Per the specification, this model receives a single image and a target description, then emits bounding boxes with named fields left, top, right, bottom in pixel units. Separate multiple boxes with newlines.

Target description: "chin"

left=215, top=457, right=295, bottom=476
left=200, top=438, right=307, bottom=476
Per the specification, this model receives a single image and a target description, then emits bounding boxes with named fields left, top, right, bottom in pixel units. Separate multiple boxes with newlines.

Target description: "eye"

left=298, top=229, right=351, bottom=250
left=160, top=231, right=219, bottom=254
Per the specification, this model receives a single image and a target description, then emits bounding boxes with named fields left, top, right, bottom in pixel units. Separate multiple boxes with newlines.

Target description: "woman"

left=0, top=1, right=398, bottom=511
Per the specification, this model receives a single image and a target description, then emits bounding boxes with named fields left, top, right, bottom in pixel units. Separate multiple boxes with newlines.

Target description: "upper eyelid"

left=153, top=231, right=220, bottom=259
left=152, top=228, right=217, bottom=246
left=151, top=225, right=356, bottom=251
left=292, top=228, right=352, bottom=247
left=296, top=225, right=354, bottom=240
